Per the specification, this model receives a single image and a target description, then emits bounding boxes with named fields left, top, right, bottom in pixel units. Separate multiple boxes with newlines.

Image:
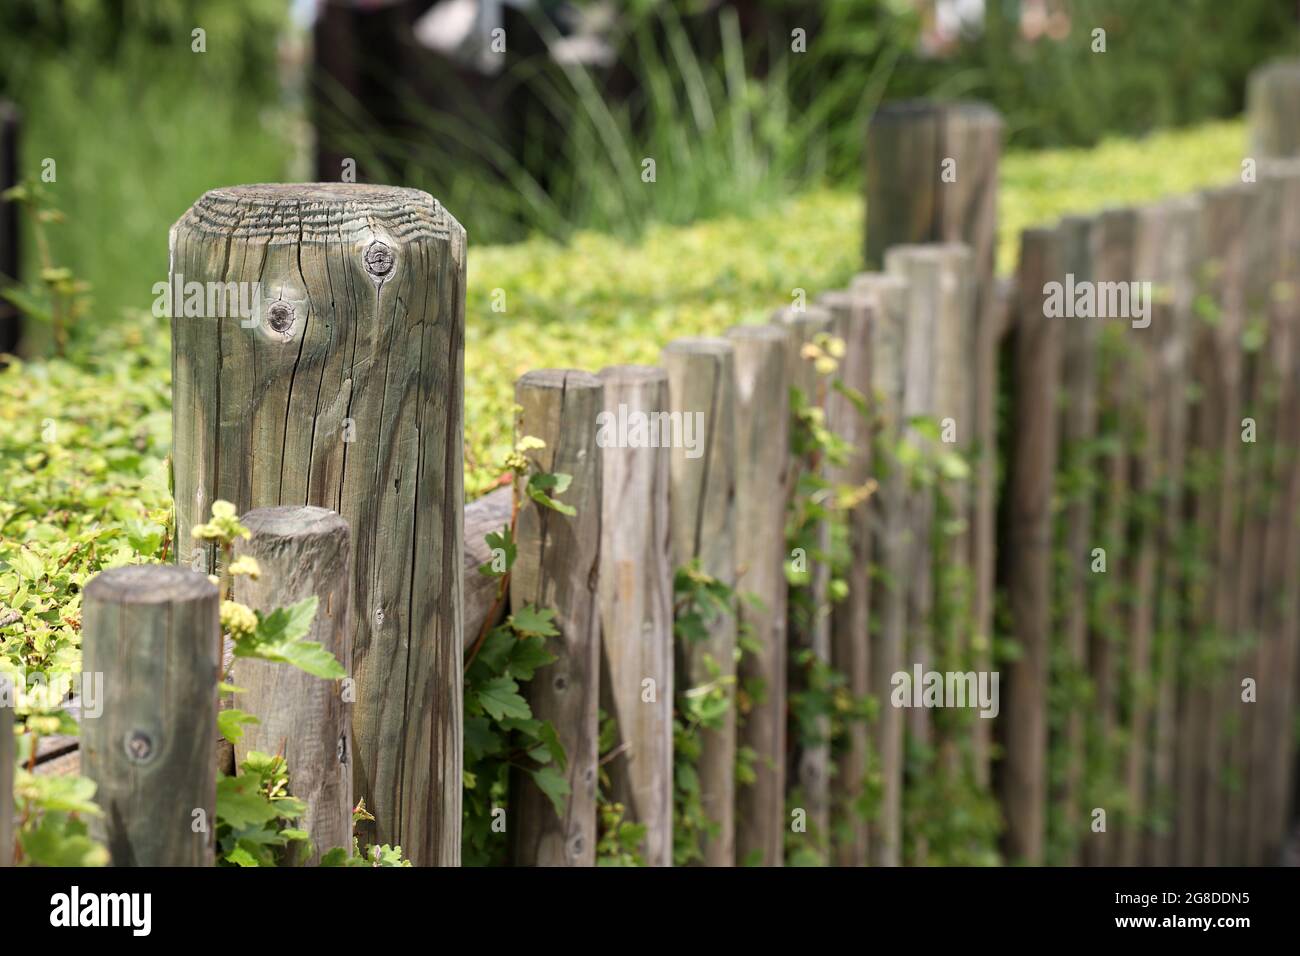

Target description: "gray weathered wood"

left=1249, top=59, right=1300, bottom=160
left=819, top=289, right=873, bottom=867
left=772, top=307, right=835, bottom=859
left=1003, top=226, right=1064, bottom=866
left=465, top=487, right=513, bottom=643
left=232, top=505, right=353, bottom=865
left=662, top=337, right=738, bottom=866
left=725, top=327, right=792, bottom=868
left=596, top=365, right=674, bottom=867
left=0, top=672, right=11, bottom=866
left=81, top=565, right=219, bottom=866
left=851, top=272, right=909, bottom=867
left=0, top=101, right=20, bottom=354
left=170, top=182, right=465, bottom=866
left=510, top=369, right=603, bottom=866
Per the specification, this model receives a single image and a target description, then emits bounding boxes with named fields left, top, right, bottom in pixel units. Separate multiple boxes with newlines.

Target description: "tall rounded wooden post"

left=170, top=183, right=465, bottom=866
left=726, top=325, right=792, bottom=867
left=81, top=565, right=219, bottom=866
left=0, top=673, right=12, bottom=866
left=232, top=505, right=353, bottom=865
left=596, top=365, right=674, bottom=867
left=1248, top=59, right=1300, bottom=159
left=662, top=337, right=738, bottom=867
left=510, top=369, right=603, bottom=866
left=1003, top=227, right=1064, bottom=866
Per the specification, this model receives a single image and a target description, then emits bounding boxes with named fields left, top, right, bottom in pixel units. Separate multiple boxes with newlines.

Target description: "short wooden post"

left=81, top=565, right=219, bottom=866
left=772, top=306, right=834, bottom=859
left=0, top=100, right=20, bottom=354
left=818, top=288, right=873, bottom=867
left=596, top=364, right=674, bottom=867
left=1003, top=226, right=1064, bottom=866
left=0, top=673, right=12, bottom=866
left=510, top=369, right=603, bottom=866
left=170, top=183, right=465, bottom=866
left=231, top=506, right=352, bottom=865
left=662, top=337, right=738, bottom=867
left=851, top=272, right=909, bottom=867
left=725, top=326, right=792, bottom=867
left=1248, top=59, right=1300, bottom=160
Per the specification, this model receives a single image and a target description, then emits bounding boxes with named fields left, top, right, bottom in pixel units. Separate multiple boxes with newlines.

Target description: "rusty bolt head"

left=125, top=730, right=154, bottom=762
left=364, top=241, right=394, bottom=279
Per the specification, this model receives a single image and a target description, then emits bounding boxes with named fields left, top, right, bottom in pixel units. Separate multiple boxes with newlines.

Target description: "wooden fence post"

left=772, top=307, right=834, bottom=860
left=510, top=369, right=603, bottom=866
left=726, top=326, right=792, bottom=867
left=0, top=101, right=20, bottom=355
left=662, top=337, right=738, bottom=867
left=81, top=565, right=219, bottom=866
left=1003, top=226, right=1064, bottom=866
left=596, top=364, right=674, bottom=867
left=819, top=288, right=873, bottom=867
left=231, top=505, right=352, bottom=865
left=1, top=673, right=11, bottom=866
left=169, top=183, right=464, bottom=866
left=851, top=272, right=909, bottom=867
left=1248, top=59, right=1300, bottom=160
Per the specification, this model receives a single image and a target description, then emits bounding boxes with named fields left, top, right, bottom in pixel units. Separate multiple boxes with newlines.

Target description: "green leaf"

left=215, top=773, right=282, bottom=830
left=526, top=472, right=577, bottom=515
left=217, top=708, right=259, bottom=744
left=506, top=634, right=556, bottom=680
left=19, top=812, right=108, bottom=867
left=234, top=596, right=346, bottom=679
left=253, top=596, right=317, bottom=646
left=508, top=605, right=559, bottom=639
left=529, top=765, right=571, bottom=818
left=476, top=675, right=532, bottom=721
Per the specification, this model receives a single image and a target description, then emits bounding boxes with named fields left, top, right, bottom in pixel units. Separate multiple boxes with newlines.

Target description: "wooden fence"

left=12, top=68, right=1300, bottom=867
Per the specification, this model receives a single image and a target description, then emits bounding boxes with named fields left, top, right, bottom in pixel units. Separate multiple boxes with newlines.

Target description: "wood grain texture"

left=850, top=273, right=910, bottom=867
left=232, top=505, right=353, bottom=865
left=170, top=183, right=464, bottom=866
left=819, top=289, right=873, bottom=867
left=725, top=327, right=792, bottom=867
left=0, top=673, right=11, bottom=866
left=81, top=565, right=219, bottom=866
left=662, top=337, right=738, bottom=866
left=596, top=365, right=674, bottom=867
left=1003, top=226, right=1064, bottom=866
left=772, top=307, right=835, bottom=859
left=465, top=487, right=513, bottom=644
left=510, top=369, right=603, bottom=866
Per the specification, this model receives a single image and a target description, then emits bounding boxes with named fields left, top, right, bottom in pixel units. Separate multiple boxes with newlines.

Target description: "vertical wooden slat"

left=231, top=505, right=353, bottom=865
left=662, top=338, right=738, bottom=867
left=726, top=327, right=792, bottom=867
left=1248, top=59, right=1300, bottom=160
left=81, top=565, right=219, bottom=866
left=170, top=183, right=465, bottom=865
left=1003, top=226, right=1065, bottom=866
left=0, top=101, right=20, bottom=354
left=819, top=288, right=873, bottom=866
left=851, top=273, right=910, bottom=867
left=510, top=369, right=603, bottom=866
left=596, top=365, right=674, bottom=867
left=772, top=306, right=835, bottom=860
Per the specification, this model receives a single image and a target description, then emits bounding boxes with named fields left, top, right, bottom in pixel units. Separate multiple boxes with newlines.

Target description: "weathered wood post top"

left=170, top=181, right=466, bottom=866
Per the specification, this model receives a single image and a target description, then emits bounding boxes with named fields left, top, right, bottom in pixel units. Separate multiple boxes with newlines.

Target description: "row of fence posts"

left=8, top=58, right=1300, bottom=866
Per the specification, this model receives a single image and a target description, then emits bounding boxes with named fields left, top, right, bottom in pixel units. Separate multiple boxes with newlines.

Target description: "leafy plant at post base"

left=783, top=333, right=877, bottom=865
left=462, top=433, right=574, bottom=866
left=594, top=709, right=648, bottom=867
left=1, top=179, right=91, bottom=357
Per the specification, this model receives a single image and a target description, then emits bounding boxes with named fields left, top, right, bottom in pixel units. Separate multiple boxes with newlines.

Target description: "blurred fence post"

left=232, top=505, right=353, bottom=865
left=81, top=565, right=219, bottom=866
left=510, top=369, right=603, bottom=866
left=1003, top=226, right=1064, bottom=866
left=1248, top=59, right=1300, bottom=159
left=169, top=183, right=464, bottom=866
left=596, top=364, right=674, bottom=867
left=0, top=672, right=12, bottom=866
left=726, top=326, right=792, bottom=867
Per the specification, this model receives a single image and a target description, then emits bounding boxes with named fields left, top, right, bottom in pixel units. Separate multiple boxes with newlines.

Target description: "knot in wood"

left=364, top=241, right=395, bottom=279
left=125, top=730, right=154, bottom=763
left=267, top=300, right=295, bottom=335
